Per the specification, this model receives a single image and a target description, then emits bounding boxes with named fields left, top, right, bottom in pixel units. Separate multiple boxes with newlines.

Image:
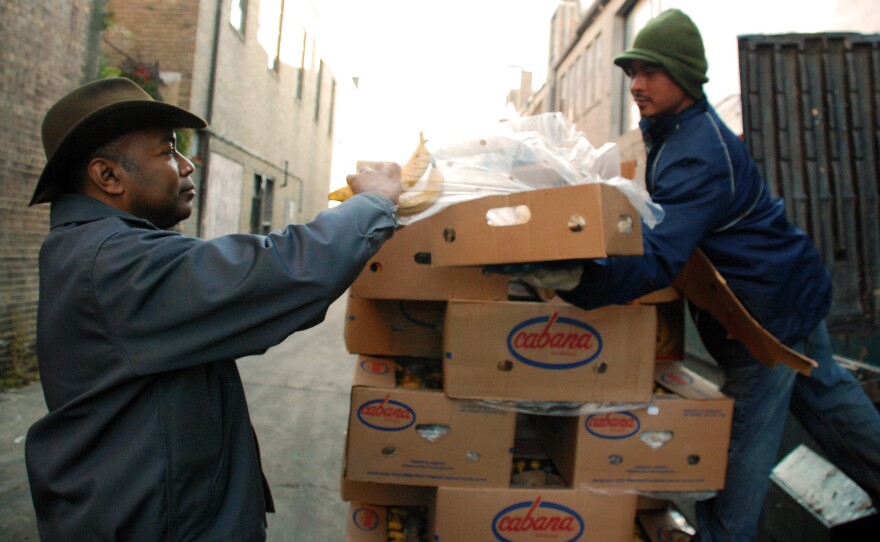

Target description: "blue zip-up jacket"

left=560, top=98, right=831, bottom=345
left=26, top=192, right=397, bottom=541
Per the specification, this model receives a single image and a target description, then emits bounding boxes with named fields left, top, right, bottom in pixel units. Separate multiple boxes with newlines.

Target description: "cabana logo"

left=658, top=369, right=694, bottom=388
left=491, top=497, right=584, bottom=541
left=507, top=313, right=602, bottom=369
left=585, top=412, right=641, bottom=439
left=357, top=395, right=415, bottom=431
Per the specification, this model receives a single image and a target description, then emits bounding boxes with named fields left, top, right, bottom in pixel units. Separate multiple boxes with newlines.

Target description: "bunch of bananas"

left=328, top=132, right=444, bottom=216
left=386, top=506, right=428, bottom=542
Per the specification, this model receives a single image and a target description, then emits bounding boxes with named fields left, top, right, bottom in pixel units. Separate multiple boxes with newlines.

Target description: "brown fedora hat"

left=30, top=77, right=207, bottom=205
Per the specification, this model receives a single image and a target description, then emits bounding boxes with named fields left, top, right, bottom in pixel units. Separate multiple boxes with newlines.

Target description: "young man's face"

left=112, top=127, right=196, bottom=229
left=625, top=60, right=694, bottom=119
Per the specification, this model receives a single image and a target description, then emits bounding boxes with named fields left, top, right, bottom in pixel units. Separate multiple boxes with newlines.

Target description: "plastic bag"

left=398, top=112, right=664, bottom=228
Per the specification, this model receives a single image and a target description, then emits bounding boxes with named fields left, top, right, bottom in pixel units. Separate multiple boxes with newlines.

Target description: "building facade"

left=104, top=0, right=339, bottom=239
left=0, top=0, right=341, bottom=387
left=0, top=0, right=105, bottom=387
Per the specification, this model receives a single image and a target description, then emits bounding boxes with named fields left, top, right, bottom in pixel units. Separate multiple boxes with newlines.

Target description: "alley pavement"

left=0, top=294, right=359, bottom=541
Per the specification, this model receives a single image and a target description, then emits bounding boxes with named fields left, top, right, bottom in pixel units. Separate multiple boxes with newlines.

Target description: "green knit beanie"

left=614, top=9, right=708, bottom=100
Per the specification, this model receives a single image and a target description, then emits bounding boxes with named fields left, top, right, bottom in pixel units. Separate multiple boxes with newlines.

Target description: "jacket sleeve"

left=93, top=193, right=397, bottom=374
left=559, top=138, right=733, bottom=310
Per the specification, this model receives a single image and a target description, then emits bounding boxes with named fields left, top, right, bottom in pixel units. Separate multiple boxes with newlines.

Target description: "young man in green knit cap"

left=551, top=8, right=880, bottom=542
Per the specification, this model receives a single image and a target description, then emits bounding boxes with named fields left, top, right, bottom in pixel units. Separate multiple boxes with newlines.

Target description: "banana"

left=398, top=162, right=444, bottom=216
left=328, top=184, right=353, bottom=202
left=400, top=132, right=431, bottom=188
left=327, top=132, right=444, bottom=216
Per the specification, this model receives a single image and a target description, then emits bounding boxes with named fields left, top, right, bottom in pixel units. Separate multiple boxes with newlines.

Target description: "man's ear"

left=85, top=157, right=125, bottom=196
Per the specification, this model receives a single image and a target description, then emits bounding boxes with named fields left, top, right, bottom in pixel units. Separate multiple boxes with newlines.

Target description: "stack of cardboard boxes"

left=339, top=182, right=735, bottom=541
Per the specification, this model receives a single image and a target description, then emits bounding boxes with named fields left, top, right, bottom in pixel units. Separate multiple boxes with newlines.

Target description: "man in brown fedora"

left=25, top=77, right=401, bottom=541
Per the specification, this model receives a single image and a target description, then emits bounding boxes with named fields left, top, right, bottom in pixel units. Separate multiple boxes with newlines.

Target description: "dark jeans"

left=692, top=311, right=880, bottom=542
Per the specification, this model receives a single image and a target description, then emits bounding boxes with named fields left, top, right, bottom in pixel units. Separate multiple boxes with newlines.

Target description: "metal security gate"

left=738, top=33, right=880, bottom=361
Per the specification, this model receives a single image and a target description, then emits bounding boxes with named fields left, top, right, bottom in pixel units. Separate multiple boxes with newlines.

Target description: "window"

left=295, top=29, right=307, bottom=100
left=582, top=43, right=592, bottom=111
left=250, top=174, right=275, bottom=234
left=573, top=54, right=582, bottom=116
left=558, top=72, right=567, bottom=119
left=230, top=0, right=247, bottom=33
left=594, top=36, right=602, bottom=107
left=257, top=0, right=285, bottom=71
left=267, top=0, right=286, bottom=71
left=328, top=78, right=336, bottom=135
left=314, top=60, right=323, bottom=122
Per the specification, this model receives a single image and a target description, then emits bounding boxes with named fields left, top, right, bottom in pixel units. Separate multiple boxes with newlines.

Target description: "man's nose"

left=178, top=151, right=195, bottom=177
left=629, top=74, right=645, bottom=94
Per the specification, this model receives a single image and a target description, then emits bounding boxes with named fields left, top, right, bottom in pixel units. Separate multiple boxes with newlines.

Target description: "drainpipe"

left=197, top=0, right=223, bottom=237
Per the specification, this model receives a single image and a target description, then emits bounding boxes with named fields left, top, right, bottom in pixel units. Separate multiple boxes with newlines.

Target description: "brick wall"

left=103, top=0, right=203, bottom=236
left=0, top=0, right=104, bottom=388
left=103, top=0, right=201, bottom=113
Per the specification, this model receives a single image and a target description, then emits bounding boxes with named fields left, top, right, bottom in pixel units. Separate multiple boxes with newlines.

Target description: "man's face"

left=625, top=60, right=694, bottom=119
left=112, top=127, right=196, bottom=229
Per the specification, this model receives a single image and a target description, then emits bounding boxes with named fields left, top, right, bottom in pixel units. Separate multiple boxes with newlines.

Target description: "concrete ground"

left=0, top=294, right=358, bottom=541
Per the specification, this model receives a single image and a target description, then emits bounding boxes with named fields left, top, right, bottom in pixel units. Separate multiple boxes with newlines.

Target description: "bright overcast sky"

left=311, top=0, right=879, bottom=187
left=311, top=0, right=560, bottom=186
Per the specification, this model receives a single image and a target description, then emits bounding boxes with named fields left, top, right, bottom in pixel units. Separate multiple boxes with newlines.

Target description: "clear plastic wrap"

left=463, top=399, right=653, bottom=417
left=398, top=112, right=664, bottom=228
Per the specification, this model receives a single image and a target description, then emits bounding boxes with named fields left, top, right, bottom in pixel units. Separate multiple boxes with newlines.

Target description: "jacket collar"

left=49, top=193, right=159, bottom=230
left=641, top=97, right=709, bottom=141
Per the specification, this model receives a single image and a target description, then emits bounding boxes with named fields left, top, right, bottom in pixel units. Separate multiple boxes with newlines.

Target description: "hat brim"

left=613, top=49, right=667, bottom=70
left=30, top=101, right=207, bottom=205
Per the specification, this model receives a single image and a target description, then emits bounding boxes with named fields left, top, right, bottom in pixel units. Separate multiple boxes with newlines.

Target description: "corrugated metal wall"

left=738, top=33, right=880, bottom=338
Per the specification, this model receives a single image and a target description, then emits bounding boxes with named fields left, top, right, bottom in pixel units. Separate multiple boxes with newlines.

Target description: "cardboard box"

left=654, top=298, right=685, bottom=363
left=427, top=183, right=643, bottom=267
left=345, top=504, right=386, bottom=542
left=442, top=300, right=657, bottom=402
left=350, top=218, right=509, bottom=301
left=343, top=357, right=516, bottom=488
left=432, top=487, right=637, bottom=541
left=540, top=363, right=733, bottom=492
left=340, top=357, right=438, bottom=505
left=345, top=503, right=432, bottom=542
left=673, top=248, right=816, bottom=375
left=634, top=287, right=681, bottom=304
left=340, top=477, right=434, bottom=507
left=636, top=506, right=696, bottom=541
left=344, top=296, right=444, bottom=358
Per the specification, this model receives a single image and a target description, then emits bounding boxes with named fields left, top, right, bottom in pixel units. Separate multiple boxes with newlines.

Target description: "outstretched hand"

left=346, top=163, right=402, bottom=205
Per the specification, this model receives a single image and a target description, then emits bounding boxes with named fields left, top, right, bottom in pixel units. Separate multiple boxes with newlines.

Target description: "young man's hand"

left=484, top=260, right=583, bottom=291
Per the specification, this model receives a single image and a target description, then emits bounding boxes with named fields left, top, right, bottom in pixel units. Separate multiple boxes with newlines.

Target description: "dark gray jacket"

left=26, top=193, right=396, bottom=541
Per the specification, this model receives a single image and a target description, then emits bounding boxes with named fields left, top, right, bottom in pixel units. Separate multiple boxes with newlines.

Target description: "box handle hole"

left=416, top=424, right=451, bottom=443
left=486, top=205, right=531, bottom=227
left=641, top=430, right=674, bottom=449
left=568, top=214, right=586, bottom=232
